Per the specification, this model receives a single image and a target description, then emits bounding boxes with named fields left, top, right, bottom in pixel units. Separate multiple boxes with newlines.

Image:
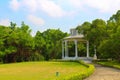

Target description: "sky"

left=0, top=0, right=120, bottom=36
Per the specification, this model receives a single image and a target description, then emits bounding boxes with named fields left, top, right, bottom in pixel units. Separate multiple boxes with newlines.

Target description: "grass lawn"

left=0, top=61, right=93, bottom=80
left=97, top=61, right=120, bottom=69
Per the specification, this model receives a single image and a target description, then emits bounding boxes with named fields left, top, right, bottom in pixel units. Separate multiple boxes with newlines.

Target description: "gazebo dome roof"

left=63, top=28, right=86, bottom=42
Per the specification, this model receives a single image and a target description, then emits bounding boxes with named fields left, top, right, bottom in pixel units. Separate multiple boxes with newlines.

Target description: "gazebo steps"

left=62, top=57, right=93, bottom=63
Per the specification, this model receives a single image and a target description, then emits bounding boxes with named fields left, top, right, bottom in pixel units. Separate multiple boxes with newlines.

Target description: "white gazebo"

left=62, top=28, right=92, bottom=61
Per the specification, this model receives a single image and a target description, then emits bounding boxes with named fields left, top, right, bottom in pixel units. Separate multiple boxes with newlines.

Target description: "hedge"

left=62, top=61, right=95, bottom=80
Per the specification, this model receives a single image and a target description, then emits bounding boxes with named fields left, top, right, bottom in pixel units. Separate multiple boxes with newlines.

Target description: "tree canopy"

left=76, top=10, right=120, bottom=62
left=1, top=10, right=120, bottom=63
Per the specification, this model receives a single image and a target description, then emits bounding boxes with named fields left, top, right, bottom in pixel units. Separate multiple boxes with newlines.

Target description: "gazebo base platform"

left=62, top=57, right=93, bottom=63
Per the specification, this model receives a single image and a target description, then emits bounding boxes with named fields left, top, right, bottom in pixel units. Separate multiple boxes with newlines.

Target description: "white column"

left=87, top=41, right=89, bottom=58
left=65, top=40, right=68, bottom=58
left=62, top=41, right=64, bottom=59
left=75, top=40, right=78, bottom=58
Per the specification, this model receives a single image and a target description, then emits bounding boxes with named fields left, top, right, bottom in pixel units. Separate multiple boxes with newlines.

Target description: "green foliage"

left=35, top=29, right=68, bottom=60
left=63, top=61, right=95, bottom=80
left=30, top=52, right=44, bottom=61
left=0, top=22, right=34, bottom=63
left=0, top=22, right=68, bottom=63
left=76, top=10, right=120, bottom=62
left=98, top=10, right=120, bottom=61
left=76, top=19, right=107, bottom=57
left=1, top=10, right=120, bottom=63
left=0, top=22, right=64, bottom=62
left=97, top=61, right=120, bottom=69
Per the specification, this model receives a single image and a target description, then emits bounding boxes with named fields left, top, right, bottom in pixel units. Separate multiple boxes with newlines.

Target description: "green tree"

left=14, top=22, right=34, bottom=62
left=33, top=31, right=45, bottom=61
left=98, top=10, right=120, bottom=61
left=76, top=22, right=91, bottom=39
left=0, top=22, right=34, bottom=63
left=76, top=19, right=107, bottom=57
left=98, top=27, right=120, bottom=62
left=42, top=29, right=68, bottom=60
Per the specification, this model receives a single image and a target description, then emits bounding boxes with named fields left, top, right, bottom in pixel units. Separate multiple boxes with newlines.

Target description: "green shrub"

left=97, top=61, right=120, bottom=69
left=62, top=61, right=95, bottom=80
left=30, top=52, right=44, bottom=61
left=49, top=60, right=95, bottom=80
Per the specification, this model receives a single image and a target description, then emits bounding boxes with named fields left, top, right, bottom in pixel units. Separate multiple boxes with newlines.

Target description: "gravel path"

left=84, top=64, right=120, bottom=80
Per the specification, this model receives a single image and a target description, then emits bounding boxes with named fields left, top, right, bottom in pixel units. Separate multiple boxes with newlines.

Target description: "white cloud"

left=9, top=0, right=67, bottom=18
left=0, top=19, right=10, bottom=26
left=38, top=0, right=66, bottom=18
left=9, top=0, right=120, bottom=18
left=70, top=0, right=120, bottom=13
left=69, top=0, right=83, bottom=8
left=27, top=14, right=45, bottom=26
left=84, top=0, right=117, bottom=13
left=9, top=0, right=20, bottom=11
left=21, top=0, right=38, bottom=12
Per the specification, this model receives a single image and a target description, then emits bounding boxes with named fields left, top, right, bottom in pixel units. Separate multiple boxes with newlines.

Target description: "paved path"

left=84, top=64, right=120, bottom=80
